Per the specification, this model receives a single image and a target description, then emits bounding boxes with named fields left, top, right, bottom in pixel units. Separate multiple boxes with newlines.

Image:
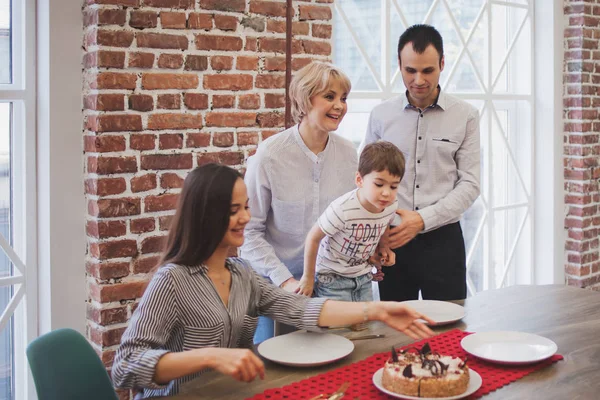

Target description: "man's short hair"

left=398, top=24, right=444, bottom=66
left=359, top=141, right=406, bottom=179
left=289, top=61, right=352, bottom=124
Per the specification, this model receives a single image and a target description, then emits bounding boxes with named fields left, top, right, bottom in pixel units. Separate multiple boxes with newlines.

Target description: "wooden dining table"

left=161, top=284, right=600, bottom=400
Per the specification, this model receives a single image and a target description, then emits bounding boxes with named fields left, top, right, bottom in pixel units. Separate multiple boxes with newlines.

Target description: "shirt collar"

left=188, top=258, right=239, bottom=276
left=402, top=85, right=446, bottom=111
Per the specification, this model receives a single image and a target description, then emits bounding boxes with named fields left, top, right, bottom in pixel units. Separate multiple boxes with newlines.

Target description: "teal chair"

left=26, top=328, right=119, bottom=400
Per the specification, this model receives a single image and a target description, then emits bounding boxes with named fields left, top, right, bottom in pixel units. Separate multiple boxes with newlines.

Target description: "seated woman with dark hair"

left=111, top=163, right=434, bottom=398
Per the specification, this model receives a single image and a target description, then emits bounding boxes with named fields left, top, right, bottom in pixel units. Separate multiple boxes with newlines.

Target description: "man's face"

left=399, top=43, right=444, bottom=109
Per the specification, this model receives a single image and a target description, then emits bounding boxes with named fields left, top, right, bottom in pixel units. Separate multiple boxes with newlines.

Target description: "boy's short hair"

left=359, top=141, right=406, bottom=179
left=289, top=61, right=351, bottom=124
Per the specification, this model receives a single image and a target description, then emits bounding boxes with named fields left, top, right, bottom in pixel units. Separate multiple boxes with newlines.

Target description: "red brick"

left=84, top=94, right=125, bottom=111
left=302, top=40, right=331, bottom=55
left=160, top=173, right=185, bottom=188
left=255, top=74, right=285, bottom=89
left=312, top=24, right=332, bottom=39
left=204, top=74, right=253, bottom=90
left=142, top=73, right=199, bottom=89
left=129, top=94, right=154, bottom=112
left=206, top=112, right=257, bottom=127
left=214, top=15, right=238, bottom=31
left=85, top=8, right=127, bottom=26
left=199, top=0, right=245, bottom=12
left=159, top=215, right=174, bottom=231
left=137, top=32, right=188, bottom=50
left=159, top=133, right=184, bottom=149
left=90, top=281, right=149, bottom=303
left=86, top=0, right=140, bottom=5
left=141, top=236, right=167, bottom=254
left=131, top=174, right=157, bottom=193
left=87, top=305, right=128, bottom=326
left=130, top=218, right=156, bottom=234
left=264, top=57, right=312, bottom=71
left=273, top=20, right=309, bottom=35
left=128, top=52, right=155, bottom=69
left=86, top=261, right=130, bottom=281
left=88, top=156, right=138, bottom=175
left=184, top=55, right=209, bottom=71
left=96, top=29, right=135, bottom=47
left=95, top=72, right=137, bottom=90
left=265, top=93, right=285, bottom=108
left=141, top=154, right=193, bottom=170
left=186, top=132, right=211, bottom=147
left=145, top=193, right=180, bottom=212
left=88, top=115, right=143, bottom=133
left=129, top=11, right=158, bottom=29
left=249, top=1, right=287, bottom=17
left=96, top=220, right=128, bottom=239
left=158, top=53, right=184, bottom=69
left=195, top=35, right=243, bottom=51
left=257, top=112, right=285, bottom=128
left=85, top=177, right=127, bottom=196
left=188, top=13, right=213, bottom=29
left=237, top=56, right=259, bottom=71
left=213, top=95, right=235, bottom=108
left=144, top=0, right=194, bottom=8
left=213, top=132, right=234, bottom=147
left=133, top=255, right=161, bottom=274
left=211, top=56, right=234, bottom=71
left=157, top=94, right=181, bottom=109
left=299, top=4, right=332, bottom=20
left=245, top=37, right=257, bottom=51
left=184, top=93, right=209, bottom=110
left=259, top=38, right=302, bottom=54
left=148, top=113, right=203, bottom=130
left=89, top=198, right=141, bottom=218
left=84, top=135, right=127, bottom=153
left=84, top=51, right=126, bottom=69
left=239, top=94, right=260, bottom=109
left=130, top=134, right=156, bottom=150
left=161, top=11, right=187, bottom=29
left=236, top=131, right=258, bottom=146
left=197, top=151, right=244, bottom=166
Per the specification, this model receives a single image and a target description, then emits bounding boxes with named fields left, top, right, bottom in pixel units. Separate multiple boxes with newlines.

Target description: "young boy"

left=296, top=141, right=406, bottom=302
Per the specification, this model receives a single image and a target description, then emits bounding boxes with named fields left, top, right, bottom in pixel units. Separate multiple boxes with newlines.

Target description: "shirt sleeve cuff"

left=301, top=297, right=328, bottom=331
left=417, top=207, right=437, bottom=233
left=270, top=267, right=294, bottom=287
left=134, top=349, right=171, bottom=389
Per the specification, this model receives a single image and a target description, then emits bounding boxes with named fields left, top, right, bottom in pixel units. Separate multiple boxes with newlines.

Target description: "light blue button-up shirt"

left=241, top=125, right=358, bottom=286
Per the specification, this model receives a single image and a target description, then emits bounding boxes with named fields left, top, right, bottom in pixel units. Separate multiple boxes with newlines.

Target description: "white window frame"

left=0, top=0, right=38, bottom=398
left=332, top=0, right=565, bottom=292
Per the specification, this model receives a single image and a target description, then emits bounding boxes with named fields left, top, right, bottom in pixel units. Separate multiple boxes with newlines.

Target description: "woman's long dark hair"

left=160, top=163, right=242, bottom=267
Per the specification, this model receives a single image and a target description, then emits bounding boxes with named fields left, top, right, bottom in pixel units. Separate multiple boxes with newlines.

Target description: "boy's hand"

left=379, top=247, right=395, bottom=266
left=371, top=264, right=385, bottom=281
left=295, top=275, right=314, bottom=296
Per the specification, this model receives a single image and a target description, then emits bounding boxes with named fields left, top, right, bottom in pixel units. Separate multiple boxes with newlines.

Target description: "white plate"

left=257, top=330, right=354, bottom=367
left=401, top=300, right=466, bottom=326
left=372, top=368, right=482, bottom=400
left=460, top=331, right=558, bottom=365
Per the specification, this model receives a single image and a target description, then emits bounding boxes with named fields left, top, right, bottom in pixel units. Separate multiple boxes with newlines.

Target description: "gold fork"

left=308, top=382, right=351, bottom=400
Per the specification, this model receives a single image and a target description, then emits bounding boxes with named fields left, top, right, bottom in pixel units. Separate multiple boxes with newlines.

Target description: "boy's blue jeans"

left=315, top=272, right=374, bottom=302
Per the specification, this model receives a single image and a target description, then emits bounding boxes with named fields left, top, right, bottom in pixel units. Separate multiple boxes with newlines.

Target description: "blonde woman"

left=241, top=62, right=358, bottom=343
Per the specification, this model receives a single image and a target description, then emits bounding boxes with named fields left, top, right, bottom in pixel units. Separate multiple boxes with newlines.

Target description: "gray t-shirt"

left=317, top=189, right=398, bottom=277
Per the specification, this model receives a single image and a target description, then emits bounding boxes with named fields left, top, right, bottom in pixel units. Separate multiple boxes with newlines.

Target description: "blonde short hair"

left=289, top=62, right=352, bottom=124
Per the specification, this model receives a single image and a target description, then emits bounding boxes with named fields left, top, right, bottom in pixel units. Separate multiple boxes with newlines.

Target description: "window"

left=0, top=0, right=37, bottom=398
left=333, top=0, right=534, bottom=295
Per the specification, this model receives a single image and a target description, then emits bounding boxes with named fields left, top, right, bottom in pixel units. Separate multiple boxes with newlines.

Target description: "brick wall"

left=82, top=0, right=333, bottom=396
left=563, top=0, right=600, bottom=291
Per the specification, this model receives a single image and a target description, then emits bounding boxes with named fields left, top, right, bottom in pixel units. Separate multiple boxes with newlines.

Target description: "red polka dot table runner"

left=246, top=329, right=563, bottom=400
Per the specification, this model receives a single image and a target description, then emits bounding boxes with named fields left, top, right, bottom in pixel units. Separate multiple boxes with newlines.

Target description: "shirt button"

left=416, top=207, right=420, bottom=210
left=416, top=185, right=420, bottom=188
left=420, top=114, right=423, bottom=118
left=315, top=179, right=319, bottom=183
left=418, top=136, right=422, bottom=140
left=417, top=160, right=421, bottom=164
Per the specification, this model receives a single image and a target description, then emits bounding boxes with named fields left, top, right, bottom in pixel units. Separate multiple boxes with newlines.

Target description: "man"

left=361, top=24, right=480, bottom=301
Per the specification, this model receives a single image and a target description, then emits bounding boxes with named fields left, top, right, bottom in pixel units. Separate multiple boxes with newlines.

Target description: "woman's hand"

left=372, top=302, right=435, bottom=340
left=207, top=348, right=265, bottom=383
left=295, top=274, right=314, bottom=296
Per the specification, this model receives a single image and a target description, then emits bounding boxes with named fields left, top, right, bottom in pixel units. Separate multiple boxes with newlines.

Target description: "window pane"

left=0, top=0, right=10, bottom=84
left=0, top=102, right=13, bottom=399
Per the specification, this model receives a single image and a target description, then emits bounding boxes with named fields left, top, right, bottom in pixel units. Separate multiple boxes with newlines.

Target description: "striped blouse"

left=111, top=257, right=327, bottom=398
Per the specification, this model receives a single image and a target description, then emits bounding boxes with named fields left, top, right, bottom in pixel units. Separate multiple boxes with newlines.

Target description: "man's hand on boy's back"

left=388, top=209, right=424, bottom=249
left=280, top=277, right=300, bottom=293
